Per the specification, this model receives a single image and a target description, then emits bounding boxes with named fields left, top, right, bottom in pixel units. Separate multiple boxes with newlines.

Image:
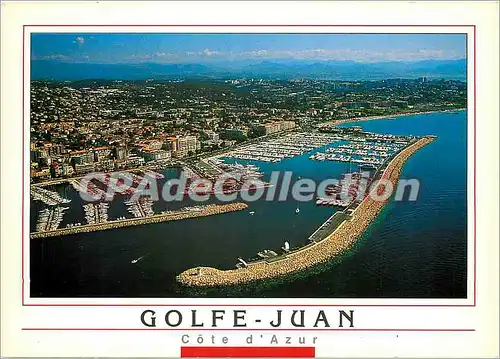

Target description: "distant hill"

left=31, top=59, right=467, bottom=81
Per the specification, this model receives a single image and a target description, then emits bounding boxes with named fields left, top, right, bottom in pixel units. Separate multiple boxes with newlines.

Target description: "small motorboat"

left=131, top=254, right=148, bottom=264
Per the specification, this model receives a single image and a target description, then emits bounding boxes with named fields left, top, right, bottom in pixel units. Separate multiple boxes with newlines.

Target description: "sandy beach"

left=318, top=108, right=465, bottom=128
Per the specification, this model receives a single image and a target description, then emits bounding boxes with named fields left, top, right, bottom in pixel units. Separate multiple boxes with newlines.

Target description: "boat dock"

left=31, top=186, right=71, bottom=206
left=221, top=132, right=340, bottom=163
left=83, top=202, right=109, bottom=224
left=30, top=202, right=248, bottom=239
left=126, top=197, right=154, bottom=218
left=36, top=206, right=69, bottom=232
left=310, top=134, right=412, bottom=167
left=70, top=178, right=106, bottom=200
left=176, top=136, right=436, bottom=287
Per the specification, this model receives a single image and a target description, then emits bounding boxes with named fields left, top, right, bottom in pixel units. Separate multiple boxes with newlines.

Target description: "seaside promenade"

left=318, top=108, right=467, bottom=127
left=31, top=202, right=248, bottom=239
left=176, top=136, right=436, bottom=287
left=317, top=108, right=464, bottom=128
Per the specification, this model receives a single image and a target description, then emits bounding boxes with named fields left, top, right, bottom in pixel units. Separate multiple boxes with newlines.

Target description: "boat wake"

left=131, top=254, right=148, bottom=264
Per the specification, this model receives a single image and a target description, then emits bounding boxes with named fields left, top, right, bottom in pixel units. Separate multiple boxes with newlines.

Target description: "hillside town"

left=30, top=78, right=466, bottom=181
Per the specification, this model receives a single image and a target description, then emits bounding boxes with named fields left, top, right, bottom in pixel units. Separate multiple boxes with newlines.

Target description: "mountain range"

left=31, top=59, right=467, bottom=81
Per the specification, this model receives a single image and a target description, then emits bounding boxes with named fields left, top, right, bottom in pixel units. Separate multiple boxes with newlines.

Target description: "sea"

left=30, top=110, right=467, bottom=298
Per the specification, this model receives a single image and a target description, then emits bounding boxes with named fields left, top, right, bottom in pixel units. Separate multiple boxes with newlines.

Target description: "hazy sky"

left=31, top=33, right=467, bottom=63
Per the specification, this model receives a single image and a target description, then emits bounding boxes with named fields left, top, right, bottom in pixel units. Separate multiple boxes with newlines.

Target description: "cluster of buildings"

left=221, top=120, right=296, bottom=140
left=136, top=135, right=200, bottom=162
left=30, top=134, right=202, bottom=180
left=29, top=78, right=465, bottom=181
left=261, top=120, right=296, bottom=135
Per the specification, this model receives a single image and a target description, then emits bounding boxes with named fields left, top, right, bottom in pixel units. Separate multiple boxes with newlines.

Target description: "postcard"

left=1, top=1, right=498, bottom=358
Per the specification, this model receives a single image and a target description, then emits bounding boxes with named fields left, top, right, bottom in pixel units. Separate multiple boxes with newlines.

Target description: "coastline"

left=318, top=108, right=465, bottom=128
left=176, top=136, right=436, bottom=287
left=31, top=109, right=461, bottom=187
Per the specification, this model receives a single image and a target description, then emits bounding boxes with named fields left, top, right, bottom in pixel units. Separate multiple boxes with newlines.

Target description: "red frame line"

left=22, top=24, right=476, bottom=307
left=26, top=24, right=474, bottom=27
left=21, top=328, right=475, bottom=332
left=18, top=303, right=476, bottom=307
left=473, top=26, right=477, bottom=308
left=180, top=346, right=315, bottom=358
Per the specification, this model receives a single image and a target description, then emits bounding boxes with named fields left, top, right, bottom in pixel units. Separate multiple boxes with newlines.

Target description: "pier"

left=30, top=202, right=248, bottom=239
left=70, top=179, right=106, bottom=200
left=36, top=206, right=69, bottom=232
left=176, top=136, right=436, bottom=287
left=83, top=202, right=109, bottom=224
left=126, top=197, right=154, bottom=218
left=309, top=131, right=411, bottom=166
left=30, top=165, right=168, bottom=188
left=31, top=186, right=71, bottom=206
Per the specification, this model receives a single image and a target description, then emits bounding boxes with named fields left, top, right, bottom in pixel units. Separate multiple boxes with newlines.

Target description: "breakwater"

left=176, top=136, right=436, bottom=287
left=31, top=202, right=248, bottom=239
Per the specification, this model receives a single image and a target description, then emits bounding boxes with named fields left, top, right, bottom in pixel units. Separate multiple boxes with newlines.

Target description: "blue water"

left=30, top=111, right=467, bottom=298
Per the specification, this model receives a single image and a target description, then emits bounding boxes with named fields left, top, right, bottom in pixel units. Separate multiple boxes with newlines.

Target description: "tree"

left=248, top=126, right=266, bottom=139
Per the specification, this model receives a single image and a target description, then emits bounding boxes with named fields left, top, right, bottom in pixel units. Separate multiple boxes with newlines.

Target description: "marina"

left=309, top=131, right=412, bottom=166
left=29, top=110, right=467, bottom=299
left=177, top=160, right=272, bottom=196
left=31, top=186, right=71, bottom=206
left=315, top=172, right=368, bottom=207
left=70, top=178, right=106, bottom=200
left=83, top=202, right=110, bottom=224
left=232, top=171, right=362, bottom=269
left=35, top=206, right=69, bottom=232
left=31, top=202, right=249, bottom=239
left=220, top=132, right=341, bottom=163
left=103, top=172, right=136, bottom=195
left=26, top=27, right=469, bottom=305
left=216, top=162, right=263, bottom=180
left=125, top=196, right=155, bottom=218
left=176, top=136, right=436, bottom=287
left=66, top=171, right=159, bottom=199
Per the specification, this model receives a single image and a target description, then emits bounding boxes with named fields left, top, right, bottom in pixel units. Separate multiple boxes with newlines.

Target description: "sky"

left=31, top=33, right=467, bottom=63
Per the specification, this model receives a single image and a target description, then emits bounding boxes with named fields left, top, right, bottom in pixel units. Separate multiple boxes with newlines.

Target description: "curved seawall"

left=176, top=136, right=436, bottom=287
